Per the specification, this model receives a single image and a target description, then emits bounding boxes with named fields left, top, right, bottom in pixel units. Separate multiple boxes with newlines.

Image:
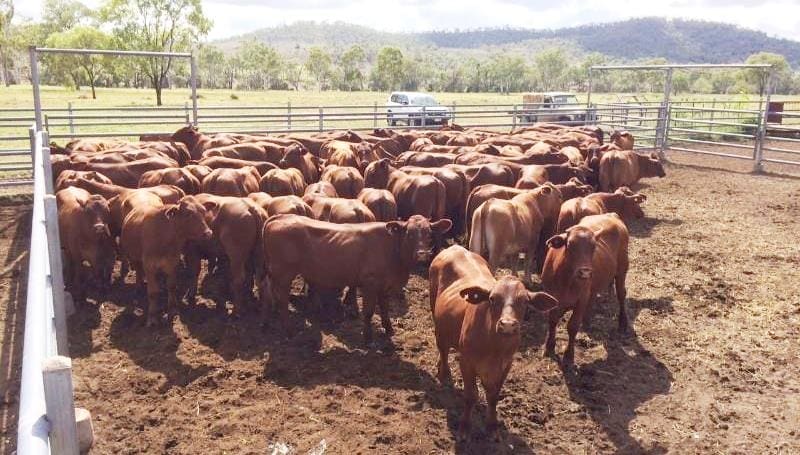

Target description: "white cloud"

left=12, top=0, right=800, bottom=42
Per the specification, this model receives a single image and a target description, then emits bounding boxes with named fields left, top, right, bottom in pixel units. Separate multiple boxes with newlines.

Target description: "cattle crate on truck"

left=512, top=92, right=590, bottom=125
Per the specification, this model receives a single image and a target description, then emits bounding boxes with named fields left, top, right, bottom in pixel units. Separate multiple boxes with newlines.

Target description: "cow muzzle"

left=93, top=223, right=108, bottom=236
left=202, top=228, right=213, bottom=240
left=496, top=318, right=520, bottom=335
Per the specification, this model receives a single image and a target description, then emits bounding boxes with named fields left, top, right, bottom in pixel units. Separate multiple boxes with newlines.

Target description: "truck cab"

left=386, top=92, right=452, bottom=127
left=517, top=92, right=588, bottom=125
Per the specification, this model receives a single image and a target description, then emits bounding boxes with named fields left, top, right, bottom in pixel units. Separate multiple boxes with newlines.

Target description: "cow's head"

left=165, top=195, right=214, bottom=242
left=536, top=183, right=564, bottom=219
left=460, top=276, right=558, bottom=336
left=364, top=158, right=393, bottom=189
left=615, top=187, right=646, bottom=219
left=278, top=143, right=309, bottom=170
left=410, top=137, right=433, bottom=151
left=611, top=130, right=634, bottom=149
left=648, top=153, right=667, bottom=178
left=171, top=124, right=200, bottom=148
left=546, top=225, right=596, bottom=281
left=386, top=215, right=451, bottom=263
left=557, top=177, right=593, bottom=201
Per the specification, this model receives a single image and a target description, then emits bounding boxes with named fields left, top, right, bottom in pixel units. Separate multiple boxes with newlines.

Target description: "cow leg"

left=342, top=286, right=358, bottom=319
left=615, top=274, right=629, bottom=333
left=184, top=250, right=202, bottom=306
left=485, top=364, right=512, bottom=442
left=361, top=289, right=378, bottom=345
left=165, top=268, right=179, bottom=322
left=272, top=276, right=293, bottom=337
left=70, top=257, right=86, bottom=305
left=229, top=260, right=247, bottom=318
left=132, top=261, right=146, bottom=294
left=257, top=274, right=273, bottom=314
left=564, top=300, right=588, bottom=366
left=545, top=306, right=567, bottom=358
left=436, top=343, right=451, bottom=384
left=457, top=361, right=478, bottom=441
left=144, top=268, right=160, bottom=327
left=377, top=292, right=394, bottom=337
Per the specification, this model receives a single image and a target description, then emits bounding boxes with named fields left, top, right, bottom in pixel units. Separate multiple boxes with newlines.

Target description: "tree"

left=744, top=52, right=792, bottom=94
left=0, top=0, right=12, bottom=86
left=102, top=0, right=211, bottom=105
left=339, top=45, right=365, bottom=91
left=305, top=47, right=332, bottom=91
left=238, top=41, right=284, bottom=90
left=283, top=61, right=303, bottom=91
left=370, top=47, right=404, bottom=91
left=41, top=0, right=91, bottom=36
left=532, top=48, right=568, bottom=91
left=45, top=26, right=112, bottom=98
left=197, top=45, right=225, bottom=88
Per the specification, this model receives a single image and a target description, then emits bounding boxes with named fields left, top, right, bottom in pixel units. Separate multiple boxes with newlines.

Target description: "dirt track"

left=2, top=160, right=800, bottom=454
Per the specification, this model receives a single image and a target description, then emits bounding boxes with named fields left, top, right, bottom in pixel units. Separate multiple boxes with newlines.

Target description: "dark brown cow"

left=469, top=184, right=562, bottom=282
left=197, top=156, right=278, bottom=176
left=303, top=194, right=377, bottom=223
left=556, top=187, right=646, bottom=232
left=278, top=144, right=321, bottom=184
left=364, top=159, right=447, bottom=221
left=139, top=168, right=201, bottom=194
left=599, top=150, right=666, bottom=191
left=260, top=214, right=451, bottom=342
left=201, top=142, right=286, bottom=163
left=464, top=179, right=593, bottom=235
left=454, top=148, right=568, bottom=166
left=184, top=194, right=267, bottom=315
left=400, top=166, right=469, bottom=236
left=515, top=163, right=590, bottom=189
left=541, top=213, right=630, bottom=365
left=444, top=163, right=515, bottom=190
left=394, top=151, right=455, bottom=168
left=319, top=165, right=364, bottom=199
left=248, top=193, right=314, bottom=217
left=183, top=164, right=213, bottom=182
left=201, top=166, right=260, bottom=197
left=325, top=140, right=379, bottom=171
left=55, top=170, right=112, bottom=192
left=120, top=195, right=214, bottom=326
left=357, top=188, right=398, bottom=222
left=171, top=125, right=239, bottom=159
left=258, top=168, right=306, bottom=197
left=429, top=245, right=558, bottom=440
left=304, top=181, right=339, bottom=198
left=56, top=187, right=115, bottom=303
left=70, top=156, right=178, bottom=188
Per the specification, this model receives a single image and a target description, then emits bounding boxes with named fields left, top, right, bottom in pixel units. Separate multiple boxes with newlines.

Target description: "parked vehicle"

left=513, top=92, right=590, bottom=125
left=386, top=92, right=452, bottom=126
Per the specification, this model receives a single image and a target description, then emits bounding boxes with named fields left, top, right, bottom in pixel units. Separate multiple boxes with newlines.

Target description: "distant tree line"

left=1, top=1, right=800, bottom=105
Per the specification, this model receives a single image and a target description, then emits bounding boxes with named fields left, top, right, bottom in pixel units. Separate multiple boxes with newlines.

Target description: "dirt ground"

left=2, top=159, right=800, bottom=454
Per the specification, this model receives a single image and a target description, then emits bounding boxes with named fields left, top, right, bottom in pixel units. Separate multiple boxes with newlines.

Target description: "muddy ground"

left=2, top=159, right=800, bottom=454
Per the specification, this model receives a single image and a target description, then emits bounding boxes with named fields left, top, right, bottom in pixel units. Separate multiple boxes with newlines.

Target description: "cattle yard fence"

left=17, top=124, right=85, bottom=454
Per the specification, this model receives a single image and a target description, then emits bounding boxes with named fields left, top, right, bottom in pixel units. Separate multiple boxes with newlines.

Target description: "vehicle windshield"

left=552, top=95, right=579, bottom=105
left=411, top=95, right=439, bottom=106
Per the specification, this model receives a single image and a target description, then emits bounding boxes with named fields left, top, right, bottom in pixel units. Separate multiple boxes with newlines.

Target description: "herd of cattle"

left=50, top=122, right=665, bottom=440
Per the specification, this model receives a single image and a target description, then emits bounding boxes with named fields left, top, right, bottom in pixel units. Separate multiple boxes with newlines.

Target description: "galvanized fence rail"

left=17, top=126, right=82, bottom=454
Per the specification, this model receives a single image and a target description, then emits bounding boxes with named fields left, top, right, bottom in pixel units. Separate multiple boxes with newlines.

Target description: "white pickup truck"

left=386, top=92, right=452, bottom=126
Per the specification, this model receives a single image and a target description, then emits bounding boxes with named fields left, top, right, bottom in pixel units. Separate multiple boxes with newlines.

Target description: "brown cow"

left=541, top=213, right=630, bottom=365
left=56, top=187, right=115, bottom=303
left=364, top=159, right=446, bottom=222
left=304, top=181, right=339, bottom=198
left=201, top=142, right=286, bottom=163
left=409, top=137, right=433, bottom=150
left=55, top=170, right=112, bottom=192
left=400, top=166, right=469, bottom=236
left=139, top=168, right=201, bottom=194
left=278, top=144, right=321, bottom=184
left=120, top=195, right=214, bottom=326
left=464, top=179, right=592, bottom=235
left=394, top=151, right=455, bottom=168
left=171, top=125, right=239, bottom=159
left=429, top=245, right=558, bottom=440
left=183, top=164, right=213, bottom=182
left=184, top=194, right=267, bottom=315
left=357, top=188, right=398, bottom=222
left=260, top=214, right=451, bottom=342
left=325, top=140, right=379, bottom=171
left=556, top=187, right=646, bottom=232
left=303, top=194, right=377, bottom=223
left=599, top=150, right=666, bottom=192
left=516, top=163, right=590, bottom=189
left=469, top=184, right=562, bottom=282
left=201, top=166, right=260, bottom=197
left=196, top=156, right=278, bottom=176
left=258, top=168, right=306, bottom=196
left=248, top=193, right=314, bottom=217
left=610, top=129, right=634, bottom=150
left=319, top=165, right=364, bottom=199
left=70, top=156, right=178, bottom=188
left=444, top=163, right=515, bottom=190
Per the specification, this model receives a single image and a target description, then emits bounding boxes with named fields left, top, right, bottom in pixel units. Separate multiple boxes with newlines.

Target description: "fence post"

left=44, top=196, right=73, bottom=353
left=42, top=356, right=80, bottom=455
left=30, top=46, right=43, bottom=131
left=190, top=52, right=199, bottom=126
left=287, top=101, right=292, bottom=131
left=657, top=68, right=674, bottom=157
left=41, top=131, right=54, bottom=196
left=67, top=102, right=74, bottom=139
left=512, top=104, right=517, bottom=130
left=451, top=101, right=456, bottom=124
left=44, top=114, right=50, bottom=133
left=318, top=107, right=323, bottom=132
left=753, top=69, right=773, bottom=173
left=373, top=101, right=378, bottom=128
left=422, top=106, right=426, bottom=129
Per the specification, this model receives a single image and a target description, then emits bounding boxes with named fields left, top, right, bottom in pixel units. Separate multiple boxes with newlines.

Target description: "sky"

left=12, top=0, right=800, bottom=42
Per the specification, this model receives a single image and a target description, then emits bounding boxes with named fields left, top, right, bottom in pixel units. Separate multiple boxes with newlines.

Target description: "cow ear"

left=386, top=221, right=405, bottom=235
left=546, top=234, right=567, bottom=249
left=527, top=291, right=559, bottom=313
left=430, top=218, right=452, bottom=234
left=650, top=152, right=658, bottom=160
left=540, top=185, right=552, bottom=195
left=459, top=286, right=491, bottom=305
left=202, top=200, right=219, bottom=213
left=164, top=205, right=178, bottom=219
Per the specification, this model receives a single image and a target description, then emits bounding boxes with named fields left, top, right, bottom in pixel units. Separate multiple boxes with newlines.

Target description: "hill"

left=214, top=18, right=800, bottom=67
